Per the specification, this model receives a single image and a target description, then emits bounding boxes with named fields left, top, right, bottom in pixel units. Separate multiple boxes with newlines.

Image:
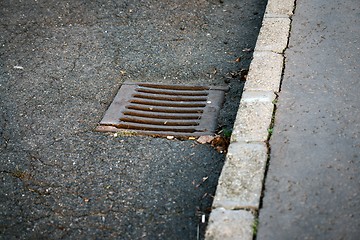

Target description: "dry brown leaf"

left=211, top=135, right=230, bottom=153
left=197, top=135, right=215, bottom=144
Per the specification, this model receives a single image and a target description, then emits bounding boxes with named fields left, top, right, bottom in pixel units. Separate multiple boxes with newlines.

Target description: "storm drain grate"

left=96, top=82, right=228, bottom=137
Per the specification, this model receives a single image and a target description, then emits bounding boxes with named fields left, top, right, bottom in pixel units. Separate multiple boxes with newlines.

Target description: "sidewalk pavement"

left=206, top=0, right=360, bottom=239
left=258, top=0, right=360, bottom=239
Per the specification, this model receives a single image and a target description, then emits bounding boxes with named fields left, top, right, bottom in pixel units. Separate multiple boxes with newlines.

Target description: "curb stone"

left=205, top=0, right=296, bottom=239
left=230, top=91, right=276, bottom=143
left=212, top=142, right=268, bottom=210
left=205, top=208, right=254, bottom=240
left=244, top=51, right=284, bottom=92
left=265, top=0, right=295, bottom=17
left=254, top=17, right=290, bottom=54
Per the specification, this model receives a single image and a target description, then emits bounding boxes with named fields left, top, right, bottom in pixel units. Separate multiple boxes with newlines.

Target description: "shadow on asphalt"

left=0, top=0, right=266, bottom=239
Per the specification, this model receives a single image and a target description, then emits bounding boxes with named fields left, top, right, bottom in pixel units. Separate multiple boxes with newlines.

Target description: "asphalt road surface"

left=0, top=0, right=267, bottom=239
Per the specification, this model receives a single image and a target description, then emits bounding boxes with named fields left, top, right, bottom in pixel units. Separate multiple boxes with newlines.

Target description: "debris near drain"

left=196, top=135, right=230, bottom=153
left=13, top=65, right=24, bottom=70
left=112, top=130, right=138, bottom=137
left=240, top=69, right=248, bottom=81
left=211, top=135, right=230, bottom=153
left=193, top=176, right=209, bottom=189
left=242, top=47, right=253, bottom=52
left=225, top=68, right=248, bottom=81
left=196, top=135, right=214, bottom=144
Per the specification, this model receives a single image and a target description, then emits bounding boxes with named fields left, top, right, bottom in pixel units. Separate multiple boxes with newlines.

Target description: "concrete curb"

left=205, top=0, right=295, bottom=239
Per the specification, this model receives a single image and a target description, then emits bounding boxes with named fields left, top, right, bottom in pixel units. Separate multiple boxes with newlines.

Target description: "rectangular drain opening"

left=96, top=82, right=228, bottom=137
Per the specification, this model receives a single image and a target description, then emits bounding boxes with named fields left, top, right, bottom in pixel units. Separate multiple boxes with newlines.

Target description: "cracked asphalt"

left=0, top=0, right=266, bottom=239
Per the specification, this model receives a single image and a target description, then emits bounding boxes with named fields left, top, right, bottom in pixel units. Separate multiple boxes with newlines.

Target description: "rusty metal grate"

left=96, top=82, right=228, bottom=137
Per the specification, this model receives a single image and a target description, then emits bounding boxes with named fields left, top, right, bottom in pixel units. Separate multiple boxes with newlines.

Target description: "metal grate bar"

left=122, top=110, right=202, bottom=120
left=132, top=93, right=208, bottom=102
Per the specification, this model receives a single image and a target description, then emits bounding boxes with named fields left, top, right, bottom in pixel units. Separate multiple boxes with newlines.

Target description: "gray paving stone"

left=205, top=208, right=254, bottom=240
left=212, top=142, right=268, bottom=210
left=265, top=0, right=295, bottom=17
left=231, top=91, right=276, bottom=143
left=244, top=51, right=284, bottom=92
left=255, top=17, right=291, bottom=53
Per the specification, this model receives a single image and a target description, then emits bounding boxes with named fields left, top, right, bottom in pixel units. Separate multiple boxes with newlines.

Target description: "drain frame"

left=96, top=82, right=228, bottom=137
